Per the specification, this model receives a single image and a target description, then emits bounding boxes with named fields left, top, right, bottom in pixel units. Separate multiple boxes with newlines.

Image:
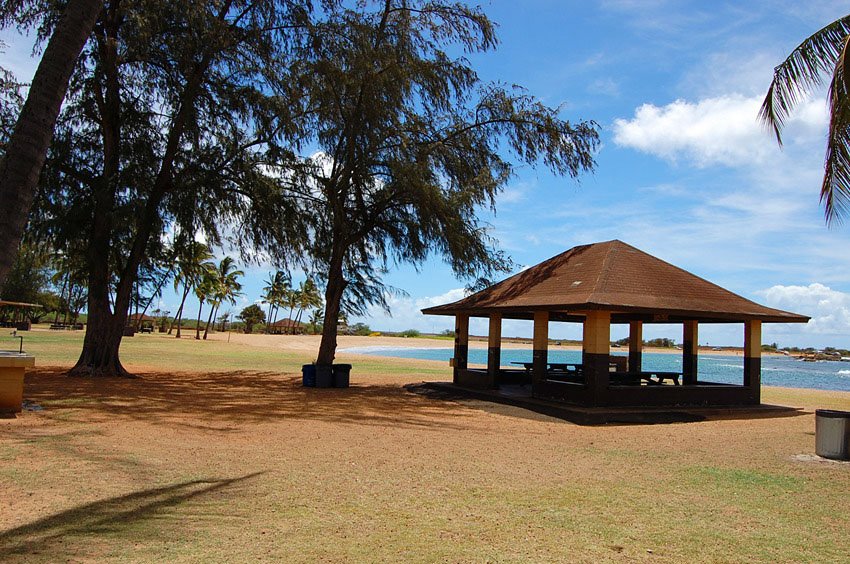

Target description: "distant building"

left=269, top=318, right=306, bottom=335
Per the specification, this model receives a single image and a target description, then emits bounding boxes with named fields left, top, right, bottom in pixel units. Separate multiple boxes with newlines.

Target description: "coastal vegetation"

left=1, top=1, right=598, bottom=376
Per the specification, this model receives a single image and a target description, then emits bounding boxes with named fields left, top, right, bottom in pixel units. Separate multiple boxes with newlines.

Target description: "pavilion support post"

left=453, top=314, right=469, bottom=384
left=532, top=311, right=548, bottom=386
left=583, top=311, right=611, bottom=406
left=743, top=320, right=762, bottom=404
left=683, top=320, right=698, bottom=385
left=628, top=321, right=643, bottom=373
left=487, top=313, right=502, bottom=389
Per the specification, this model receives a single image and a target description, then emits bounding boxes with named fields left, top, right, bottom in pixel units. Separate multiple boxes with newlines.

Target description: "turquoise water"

left=342, top=346, right=850, bottom=392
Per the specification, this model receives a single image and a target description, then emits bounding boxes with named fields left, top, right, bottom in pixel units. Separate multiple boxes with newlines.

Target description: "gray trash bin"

left=815, top=409, right=850, bottom=460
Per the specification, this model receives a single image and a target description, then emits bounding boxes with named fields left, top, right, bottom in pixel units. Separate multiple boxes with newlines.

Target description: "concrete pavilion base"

left=0, top=352, right=35, bottom=414
left=405, top=382, right=803, bottom=426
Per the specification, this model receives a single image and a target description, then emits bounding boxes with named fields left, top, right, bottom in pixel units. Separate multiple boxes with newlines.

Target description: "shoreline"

left=204, top=332, right=780, bottom=357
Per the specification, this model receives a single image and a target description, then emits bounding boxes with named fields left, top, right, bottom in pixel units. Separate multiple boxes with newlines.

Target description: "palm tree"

left=282, top=288, right=299, bottom=334
left=262, top=271, right=289, bottom=334
left=169, top=242, right=214, bottom=338
left=308, top=308, right=324, bottom=335
left=203, top=257, right=243, bottom=340
left=194, top=268, right=218, bottom=340
left=760, top=15, right=850, bottom=223
left=293, top=278, right=322, bottom=332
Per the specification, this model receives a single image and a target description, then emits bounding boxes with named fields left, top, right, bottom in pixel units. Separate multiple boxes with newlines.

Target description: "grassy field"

left=1, top=329, right=849, bottom=562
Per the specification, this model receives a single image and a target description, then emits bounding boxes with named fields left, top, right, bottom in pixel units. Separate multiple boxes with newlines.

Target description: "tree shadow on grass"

left=22, top=368, right=477, bottom=431
left=0, top=472, right=264, bottom=559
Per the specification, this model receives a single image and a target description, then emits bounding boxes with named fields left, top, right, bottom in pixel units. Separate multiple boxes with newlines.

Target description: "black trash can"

left=816, top=409, right=850, bottom=460
left=302, top=364, right=316, bottom=387
left=333, top=364, right=352, bottom=388
left=315, top=364, right=334, bottom=388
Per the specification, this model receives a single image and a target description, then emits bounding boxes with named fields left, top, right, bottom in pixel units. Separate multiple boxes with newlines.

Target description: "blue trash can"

left=315, top=364, right=334, bottom=388
left=333, top=364, right=352, bottom=388
left=302, top=364, right=316, bottom=387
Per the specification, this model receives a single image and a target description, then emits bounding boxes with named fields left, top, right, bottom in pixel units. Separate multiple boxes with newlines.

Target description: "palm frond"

left=822, top=33, right=850, bottom=224
left=759, top=15, right=850, bottom=145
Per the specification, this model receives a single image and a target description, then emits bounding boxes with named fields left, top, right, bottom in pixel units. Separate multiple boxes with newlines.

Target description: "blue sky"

left=5, top=1, right=850, bottom=348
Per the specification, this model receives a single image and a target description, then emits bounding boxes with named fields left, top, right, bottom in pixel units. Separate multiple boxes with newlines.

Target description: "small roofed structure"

left=268, top=318, right=307, bottom=335
left=0, top=300, right=43, bottom=330
left=422, top=240, right=809, bottom=407
left=128, top=313, right=155, bottom=331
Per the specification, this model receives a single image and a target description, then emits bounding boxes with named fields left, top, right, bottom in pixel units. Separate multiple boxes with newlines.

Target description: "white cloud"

left=353, top=288, right=468, bottom=334
left=612, top=95, right=826, bottom=168
left=759, top=283, right=850, bottom=337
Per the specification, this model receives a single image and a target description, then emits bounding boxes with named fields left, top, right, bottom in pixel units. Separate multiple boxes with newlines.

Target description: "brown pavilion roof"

left=422, top=240, right=809, bottom=324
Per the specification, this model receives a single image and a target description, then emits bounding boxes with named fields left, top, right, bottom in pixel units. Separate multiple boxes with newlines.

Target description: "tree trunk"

left=138, top=265, right=172, bottom=326
left=69, top=2, right=125, bottom=378
left=71, top=0, right=232, bottom=376
left=54, top=274, right=68, bottom=324
left=317, top=251, right=346, bottom=365
left=294, top=307, right=304, bottom=334
left=63, top=280, right=74, bottom=324
left=70, top=294, right=130, bottom=377
left=0, top=0, right=103, bottom=289
left=171, top=284, right=191, bottom=336
left=195, top=298, right=204, bottom=340
left=270, top=304, right=278, bottom=334
left=203, top=303, right=216, bottom=340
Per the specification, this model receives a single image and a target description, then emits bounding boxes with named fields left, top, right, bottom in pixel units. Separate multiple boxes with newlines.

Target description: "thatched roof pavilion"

left=422, top=240, right=809, bottom=407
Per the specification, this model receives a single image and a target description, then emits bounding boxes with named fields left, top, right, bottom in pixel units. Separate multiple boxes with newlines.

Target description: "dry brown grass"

left=0, top=331, right=848, bottom=562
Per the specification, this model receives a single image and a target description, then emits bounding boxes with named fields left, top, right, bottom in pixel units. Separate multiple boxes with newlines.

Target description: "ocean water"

left=341, top=346, right=850, bottom=393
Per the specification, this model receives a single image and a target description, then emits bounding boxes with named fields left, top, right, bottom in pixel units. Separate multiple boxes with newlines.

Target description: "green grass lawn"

left=0, top=328, right=848, bottom=562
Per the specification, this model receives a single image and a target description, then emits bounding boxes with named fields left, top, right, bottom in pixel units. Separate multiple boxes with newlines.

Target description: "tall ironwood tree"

left=283, top=1, right=599, bottom=365
left=26, top=0, right=311, bottom=375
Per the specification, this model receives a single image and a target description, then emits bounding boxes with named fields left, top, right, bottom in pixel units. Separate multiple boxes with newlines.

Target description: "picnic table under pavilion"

left=422, top=240, right=809, bottom=408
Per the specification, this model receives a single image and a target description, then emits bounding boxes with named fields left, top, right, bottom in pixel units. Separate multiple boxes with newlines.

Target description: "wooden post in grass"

left=683, top=320, right=698, bottom=385
left=583, top=311, right=611, bottom=406
left=453, top=314, right=469, bottom=384
left=744, top=320, right=762, bottom=404
left=487, top=313, right=502, bottom=388
left=629, top=321, right=643, bottom=373
left=532, top=311, right=548, bottom=386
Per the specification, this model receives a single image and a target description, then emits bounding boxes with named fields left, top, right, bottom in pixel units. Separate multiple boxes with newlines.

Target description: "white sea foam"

left=838, top=369, right=850, bottom=375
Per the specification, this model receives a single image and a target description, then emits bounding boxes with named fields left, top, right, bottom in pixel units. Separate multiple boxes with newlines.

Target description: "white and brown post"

left=628, top=321, right=643, bottom=373
left=532, top=311, right=549, bottom=386
left=452, top=314, right=469, bottom=384
left=682, top=320, right=698, bottom=385
left=486, top=313, right=502, bottom=388
left=583, top=311, right=611, bottom=405
left=743, top=320, right=762, bottom=403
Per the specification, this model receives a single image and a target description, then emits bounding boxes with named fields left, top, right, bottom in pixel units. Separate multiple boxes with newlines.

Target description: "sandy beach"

left=208, top=331, right=759, bottom=357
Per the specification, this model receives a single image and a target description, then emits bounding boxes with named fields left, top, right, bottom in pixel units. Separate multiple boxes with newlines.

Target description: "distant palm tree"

left=760, top=15, right=850, bottom=223
left=293, top=278, right=322, bottom=331
left=194, top=268, right=218, bottom=340
left=203, top=257, right=244, bottom=340
left=308, top=308, right=324, bottom=335
left=262, top=271, right=290, bottom=333
left=170, top=242, right=214, bottom=338
left=282, top=287, right=298, bottom=334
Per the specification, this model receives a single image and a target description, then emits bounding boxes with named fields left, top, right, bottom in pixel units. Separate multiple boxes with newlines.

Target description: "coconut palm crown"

left=760, top=15, right=850, bottom=223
